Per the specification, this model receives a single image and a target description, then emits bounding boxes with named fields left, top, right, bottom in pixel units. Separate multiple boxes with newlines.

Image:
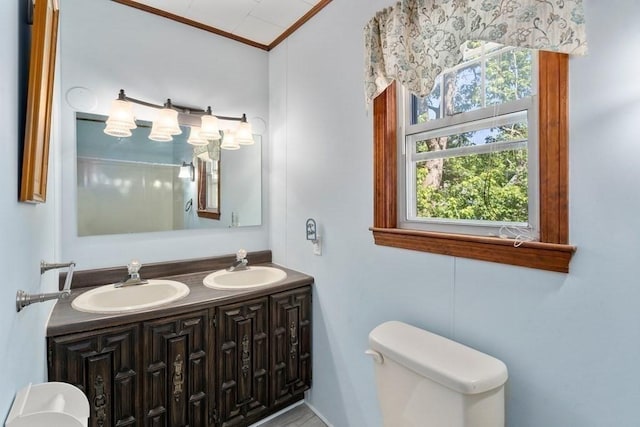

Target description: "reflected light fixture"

left=220, top=129, right=240, bottom=150
left=104, top=89, right=252, bottom=148
left=178, top=161, right=195, bottom=181
left=149, top=120, right=173, bottom=142
left=187, top=126, right=209, bottom=146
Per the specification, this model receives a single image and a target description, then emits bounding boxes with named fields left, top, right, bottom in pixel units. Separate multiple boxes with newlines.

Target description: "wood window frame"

left=197, top=158, right=221, bottom=220
left=371, top=51, right=575, bottom=273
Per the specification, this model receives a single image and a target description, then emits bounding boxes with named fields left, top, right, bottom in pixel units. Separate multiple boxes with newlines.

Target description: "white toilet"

left=367, top=321, right=508, bottom=427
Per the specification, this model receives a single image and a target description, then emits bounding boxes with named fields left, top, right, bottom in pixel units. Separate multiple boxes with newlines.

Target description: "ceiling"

left=113, top=0, right=331, bottom=51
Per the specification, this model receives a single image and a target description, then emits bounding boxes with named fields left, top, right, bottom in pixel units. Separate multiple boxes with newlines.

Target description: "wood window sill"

left=370, top=227, right=575, bottom=273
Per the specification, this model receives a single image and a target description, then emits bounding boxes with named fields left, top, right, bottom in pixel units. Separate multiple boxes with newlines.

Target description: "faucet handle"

left=127, top=259, right=142, bottom=276
left=236, top=249, right=247, bottom=261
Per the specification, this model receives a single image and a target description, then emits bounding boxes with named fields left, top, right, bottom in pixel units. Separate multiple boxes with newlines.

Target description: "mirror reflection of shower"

left=75, top=113, right=262, bottom=236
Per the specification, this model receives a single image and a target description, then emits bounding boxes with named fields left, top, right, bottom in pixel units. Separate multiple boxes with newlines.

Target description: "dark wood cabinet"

left=214, top=298, right=269, bottom=426
left=48, top=284, right=312, bottom=427
left=142, top=311, right=209, bottom=427
left=270, top=287, right=312, bottom=408
left=48, top=324, right=141, bottom=427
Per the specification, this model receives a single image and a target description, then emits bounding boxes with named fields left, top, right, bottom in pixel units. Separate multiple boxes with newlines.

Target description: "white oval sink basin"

left=203, top=266, right=287, bottom=290
left=72, top=279, right=190, bottom=314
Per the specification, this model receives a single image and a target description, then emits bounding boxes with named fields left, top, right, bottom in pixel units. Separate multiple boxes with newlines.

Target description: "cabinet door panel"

left=270, top=287, right=312, bottom=407
left=48, top=324, right=140, bottom=427
left=143, top=311, right=208, bottom=427
left=216, top=297, right=269, bottom=426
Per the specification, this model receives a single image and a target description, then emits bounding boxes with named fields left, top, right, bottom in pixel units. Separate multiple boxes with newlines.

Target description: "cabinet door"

left=48, top=324, right=140, bottom=427
left=216, top=297, right=269, bottom=426
left=142, top=311, right=209, bottom=427
left=270, top=286, right=312, bottom=407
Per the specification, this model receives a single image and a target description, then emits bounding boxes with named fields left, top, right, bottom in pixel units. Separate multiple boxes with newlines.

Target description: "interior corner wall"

left=59, top=0, right=270, bottom=269
left=268, top=1, right=640, bottom=426
left=0, top=0, right=61, bottom=420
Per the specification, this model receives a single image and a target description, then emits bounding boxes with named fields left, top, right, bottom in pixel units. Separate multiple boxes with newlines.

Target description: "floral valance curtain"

left=364, top=0, right=587, bottom=103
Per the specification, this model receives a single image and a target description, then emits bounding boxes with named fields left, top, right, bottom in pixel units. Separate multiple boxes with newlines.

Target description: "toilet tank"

left=368, top=321, right=508, bottom=427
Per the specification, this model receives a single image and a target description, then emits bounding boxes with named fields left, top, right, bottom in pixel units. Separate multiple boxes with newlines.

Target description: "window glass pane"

left=415, top=148, right=528, bottom=223
left=462, top=41, right=503, bottom=61
left=409, top=43, right=534, bottom=127
left=415, top=119, right=528, bottom=154
left=406, top=42, right=535, bottom=230
left=411, top=76, right=442, bottom=124
left=444, top=62, right=482, bottom=115
left=486, top=48, right=533, bottom=105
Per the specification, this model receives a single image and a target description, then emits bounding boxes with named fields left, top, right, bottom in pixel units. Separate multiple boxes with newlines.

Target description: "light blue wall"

left=59, top=0, right=271, bottom=269
left=0, top=0, right=270, bottom=418
left=269, top=1, right=640, bottom=426
left=4, top=0, right=639, bottom=424
left=0, top=0, right=60, bottom=420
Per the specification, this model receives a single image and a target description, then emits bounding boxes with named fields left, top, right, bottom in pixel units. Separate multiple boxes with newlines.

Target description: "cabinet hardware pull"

left=172, top=354, right=184, bottom=402
left=93, top=374, right=108, bottom=427
left=241, top=335, right=251, bottom=377
left=290, top=321, right=298, bottom=359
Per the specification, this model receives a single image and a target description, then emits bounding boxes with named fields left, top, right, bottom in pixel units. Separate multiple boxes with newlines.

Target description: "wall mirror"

left=75, top=113, right=261, bottom=236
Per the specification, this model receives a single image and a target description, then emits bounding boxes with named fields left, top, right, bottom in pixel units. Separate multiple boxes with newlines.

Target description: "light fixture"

left=187, top=126, right=209, bottom=146
left=104, top=120, right=133, bottom=138
left=148, top=120, right=173, bottom=142
left=104, top=93, right=137, bottom=137
left=220, top=129, right=240, bottom=150
left=154, top=100, right=182, bottom=136
left=104, top=90, right=252, bottom=148
left=200, top=107, right=221, bottom=141
left=178, top=161, right=195, bottom=181
left=235, top=114, right=254, bottom=145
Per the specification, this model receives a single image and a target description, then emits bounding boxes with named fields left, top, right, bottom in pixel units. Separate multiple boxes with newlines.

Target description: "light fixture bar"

left=106, top=89, right=253, bottom=148
left=116, top=89, right=245, bottom=122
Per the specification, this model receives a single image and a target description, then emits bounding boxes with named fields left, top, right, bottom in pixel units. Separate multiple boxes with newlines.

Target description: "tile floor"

left=257, top=403, right=328, bottom=427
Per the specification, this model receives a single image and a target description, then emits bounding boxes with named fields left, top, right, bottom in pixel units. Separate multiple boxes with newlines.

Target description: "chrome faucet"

left=16, top=261, right=76, bottom=312
left=114, top=260, right=148, bottom=288
left=227, top=249, right=249, bottom=272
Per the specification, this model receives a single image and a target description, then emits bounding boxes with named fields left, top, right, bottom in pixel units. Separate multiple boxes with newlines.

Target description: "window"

left=371, top=51, right=575, bottom=272
left=401, top=43, right=538, bottom=239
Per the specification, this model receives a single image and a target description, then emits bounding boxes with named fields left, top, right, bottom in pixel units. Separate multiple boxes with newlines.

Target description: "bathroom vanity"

left=46, top=251, right=312, bottom=427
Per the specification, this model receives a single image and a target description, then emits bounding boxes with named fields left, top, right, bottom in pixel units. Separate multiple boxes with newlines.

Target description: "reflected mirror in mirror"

left=75, top=113, right=261, bottom=236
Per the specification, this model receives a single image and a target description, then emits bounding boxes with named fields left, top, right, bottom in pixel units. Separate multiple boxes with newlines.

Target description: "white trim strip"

left=412, top=139, right=527, bottom=162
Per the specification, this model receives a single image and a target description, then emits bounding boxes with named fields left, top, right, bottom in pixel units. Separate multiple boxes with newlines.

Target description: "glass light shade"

left=220, top=130, right=240, bottom=150
left=149, top=121, right=173, bottom=142
left=103, top=122, right=132, bottom=137
left=235, top=120, right=254, bottom=145
left=187, top=126, right=209, bottom=146
left=105, top=99, right=137, bottom=131
left=200, top=114, right=221, bottom=140
left=178, top=162, right=194, bottom=180
left=155, top=108, right=182, bottom=135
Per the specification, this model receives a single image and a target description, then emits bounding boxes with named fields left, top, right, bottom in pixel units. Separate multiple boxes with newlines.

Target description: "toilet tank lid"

left=368, top=321, right=508, bottom=395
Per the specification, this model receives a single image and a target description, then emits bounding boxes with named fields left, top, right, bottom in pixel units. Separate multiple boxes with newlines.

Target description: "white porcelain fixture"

left=71, top=279, right=190, bottom=314
left=203, top=266, right=287, bottom=290
left=367, top=321, right=508, bottom=427
left=6, top=382, right=89, bottom=427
